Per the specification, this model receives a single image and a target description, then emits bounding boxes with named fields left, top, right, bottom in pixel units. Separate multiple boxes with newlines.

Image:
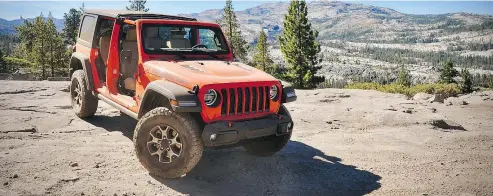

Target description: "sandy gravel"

left=0, top=81, right=493, bottom=196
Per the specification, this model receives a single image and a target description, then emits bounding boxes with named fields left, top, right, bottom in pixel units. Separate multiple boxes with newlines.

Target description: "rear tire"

left=133, top=107, right=203, bottom=178
left=70, top=70, right=98, bottom=118
left=243, top=105, right=293, bottom=156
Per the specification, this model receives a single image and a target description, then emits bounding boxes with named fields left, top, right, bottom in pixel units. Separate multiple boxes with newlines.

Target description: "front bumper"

left=201, top=114, right=293, bottom=147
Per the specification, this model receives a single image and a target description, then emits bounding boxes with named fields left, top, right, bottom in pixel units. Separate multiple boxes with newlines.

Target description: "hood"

left=143, top=60, right=278, bottom=89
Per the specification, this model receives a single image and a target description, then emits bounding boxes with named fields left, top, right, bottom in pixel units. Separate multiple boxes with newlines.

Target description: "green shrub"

left=459, top=68, right=473, bottom=93
left=5, top=57, right=35, bottom=68
left=439, top=61, right=458, bottom=84
left=345, top=82, right=460, bottom=97
left=0, top=49, right=6, bottom=73
left=396, top=65, right=411, bottom=87
left=409, top=83, right=460, bottom=97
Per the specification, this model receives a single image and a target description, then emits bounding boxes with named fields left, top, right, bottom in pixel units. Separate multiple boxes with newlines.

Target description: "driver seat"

left=144, top=27, right=166, bottom=49
left=166, top=30, right=191, bottom=49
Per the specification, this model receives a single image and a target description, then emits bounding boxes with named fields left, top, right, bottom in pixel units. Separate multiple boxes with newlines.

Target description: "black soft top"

left=84, top=9, right=197, bottom=21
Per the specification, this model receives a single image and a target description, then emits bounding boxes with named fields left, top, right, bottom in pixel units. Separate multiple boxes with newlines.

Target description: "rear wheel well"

left=69, top=57, right=83, bottom=77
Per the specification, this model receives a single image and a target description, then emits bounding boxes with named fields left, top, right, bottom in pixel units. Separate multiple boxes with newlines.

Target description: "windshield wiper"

left=157, top=48, right=187, bottom=60
left=175, top=53, right=187, bottom=60
left=207, top=54, right=223, bottom=60
left=190, top=48, right=223, bottom=60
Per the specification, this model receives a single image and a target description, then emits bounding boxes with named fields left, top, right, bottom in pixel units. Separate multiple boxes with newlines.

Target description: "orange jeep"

left=69, top=10, right=297, bottom=178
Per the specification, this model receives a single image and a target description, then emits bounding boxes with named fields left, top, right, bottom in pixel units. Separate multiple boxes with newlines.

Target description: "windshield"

left=141, top=24, right=229, bottom=55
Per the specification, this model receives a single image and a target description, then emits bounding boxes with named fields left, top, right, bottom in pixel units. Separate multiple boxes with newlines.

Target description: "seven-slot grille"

left=219, top=86, right=272, bottom=116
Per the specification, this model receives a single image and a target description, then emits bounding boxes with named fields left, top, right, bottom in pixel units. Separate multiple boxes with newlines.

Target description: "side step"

left=97, top=94, right=138, bottom=120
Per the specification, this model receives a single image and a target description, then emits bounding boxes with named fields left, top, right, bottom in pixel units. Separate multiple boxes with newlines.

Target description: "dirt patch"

left=0, top=82, right=492, bottom=196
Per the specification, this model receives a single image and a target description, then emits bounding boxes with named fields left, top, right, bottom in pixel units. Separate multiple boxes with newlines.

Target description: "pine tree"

left=217, top=0, right=247, bottom=61
left=33, top=14, right=48, bottom=78
left=62, top=4, right=84, bottom=45
left=396, top=65, right=411, bottom=86
left=459, top=68, right=473, bottom=93
left=488, top=76, right=493, bottom=88
left=0, top=48, right=6, bottom=73
left=126, top=0, right=149, bottom=12
left=279, top=0, right=324, bottom=89
left=439, top=61, right=458, bottom=84
left=253, top=30, right=274, bottom=75
left=46, top=14, right=68, bottom=77
left=47, top=13, right=56, bottom=77
left=15, top=18, right=35, bottom=53
left=15, top=13, right=68, bottom=79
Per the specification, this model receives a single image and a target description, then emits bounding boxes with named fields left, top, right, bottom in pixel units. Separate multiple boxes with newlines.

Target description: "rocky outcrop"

left=413, top=93, right=433, bottom=102
left=413, top=93, right=446, bottom=103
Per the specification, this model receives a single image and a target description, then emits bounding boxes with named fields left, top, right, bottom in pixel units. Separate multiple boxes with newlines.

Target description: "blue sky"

left=0, top=1, right=492, bottom=20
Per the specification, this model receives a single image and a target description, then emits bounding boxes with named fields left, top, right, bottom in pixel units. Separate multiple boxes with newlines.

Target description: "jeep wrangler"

left=69, top=10, right=297, bottom=178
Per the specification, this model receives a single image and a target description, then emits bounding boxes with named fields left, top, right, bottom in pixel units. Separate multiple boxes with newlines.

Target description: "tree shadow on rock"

left=83, top=114, right=136, bottom=139
left=152, top=141, right=381, bottom=196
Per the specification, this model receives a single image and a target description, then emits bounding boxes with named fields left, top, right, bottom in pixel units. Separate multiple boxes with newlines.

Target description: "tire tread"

left=133, top=107, right=203, bottom=178
left=71, top=70, right=98, bottom=118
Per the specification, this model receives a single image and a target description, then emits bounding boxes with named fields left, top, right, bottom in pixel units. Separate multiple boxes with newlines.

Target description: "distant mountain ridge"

left=1, top=1, right=492, bottom=41
left=0, top=17, right=64, bottom=35
left=180, top=1, right=493, bottom=43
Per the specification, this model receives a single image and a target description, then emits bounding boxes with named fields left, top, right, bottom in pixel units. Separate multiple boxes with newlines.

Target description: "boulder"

left=444, top=97, right=468, bottom=106
left=432, top=94, right=446, bottom=103
left=413, top=93, right=446, bottom=103
left=458, top=94, right=471, bottom=100
left=413, top=93, right=433, bottom=102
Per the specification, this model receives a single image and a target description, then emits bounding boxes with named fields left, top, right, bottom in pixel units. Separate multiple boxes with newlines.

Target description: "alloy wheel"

left=147, top=125, right=183, bottom=163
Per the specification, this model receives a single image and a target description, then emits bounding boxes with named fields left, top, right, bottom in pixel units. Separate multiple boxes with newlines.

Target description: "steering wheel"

left=191, top=44, right=208, bottom=49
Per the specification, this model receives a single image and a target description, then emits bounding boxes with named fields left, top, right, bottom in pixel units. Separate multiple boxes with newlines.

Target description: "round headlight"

left=204, top=89, right=218, bottom=106
left=269, top=85, right=278, bottom=100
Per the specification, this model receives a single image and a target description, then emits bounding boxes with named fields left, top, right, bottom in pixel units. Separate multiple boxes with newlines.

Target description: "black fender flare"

left=138, top=80, right=201, bottom=118
left=280, top=80, right=297, bottom=103
left=69, top=52, right=94, bottom=91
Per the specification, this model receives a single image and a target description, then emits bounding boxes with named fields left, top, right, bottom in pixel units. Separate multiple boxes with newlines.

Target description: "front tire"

left=243, top=105, right=293, bottom=156
left=70, top=70, right=98, bottom=118
left=133, top=107, right=203, bottom=178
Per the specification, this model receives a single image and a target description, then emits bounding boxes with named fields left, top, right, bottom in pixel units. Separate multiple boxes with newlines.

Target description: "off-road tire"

left=70, top=70, right=98, bottom=118
left=243, top=105, right=293, bottom=156
left=133, top=107, right=203, bottom=178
